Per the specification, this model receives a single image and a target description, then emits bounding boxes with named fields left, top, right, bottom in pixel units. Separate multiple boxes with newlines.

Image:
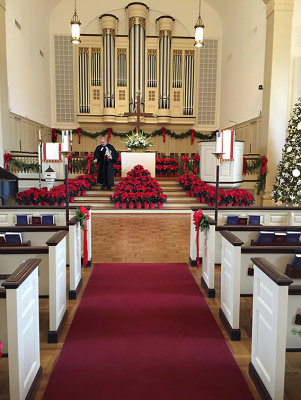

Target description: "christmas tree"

left=273, top=97, right=301, bottom=205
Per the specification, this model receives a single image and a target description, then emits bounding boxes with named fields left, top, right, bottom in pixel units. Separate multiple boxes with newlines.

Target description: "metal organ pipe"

left=79, top=48, right=90, bottom=113
left=184, top=52, right=194, bottom=115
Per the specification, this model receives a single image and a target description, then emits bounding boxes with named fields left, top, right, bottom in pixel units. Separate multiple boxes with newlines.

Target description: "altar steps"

left=73, top=180, right=201, bottom=211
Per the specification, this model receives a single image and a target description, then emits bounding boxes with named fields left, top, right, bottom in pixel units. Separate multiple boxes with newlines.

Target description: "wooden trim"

left=249, top=362, right=272, bottom=400
left=219, top=308, right=241, bottom=341
left=243, top=246, right=301, bottom=254
left=0, top=246, right=48, bottom=254
left=2, top=258, right=41, bottom=289
left=69, top=278, right=82, bottom=300
left=288, top=285, right=301, bottom=295
left=251, top=257, right=293, bottom=286
left=67, top=216, right=78, bottom=226
left=201, top=277, right=215, bottom=298
left=46, top=230, right=68, bottom=246
left=217, top=225, right=301, bottom=232
left=286, top=348, right=301, bottom=352
left=0, top=226, right=68, bottom=232
left=286, top=265, right=301, bottom=279
left=47, top=310, right=68, bottom=343
left=220, top=231, right=244, bottom=246
left=25, top=366, right=42, bottom=400
left=191, top=206, right=301, bottom=211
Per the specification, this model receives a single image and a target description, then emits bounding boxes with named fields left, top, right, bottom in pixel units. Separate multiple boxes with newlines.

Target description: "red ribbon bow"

left=77, top=128, right=82, bottom=144
left=107, top=127, right=112, bottom=142
left=261, top=157, right=268, bottom=175
left=193, top=154, right=200, bottom=175
left=51, top=128, right=57, bottom=143
left=68, top=154, right=72, bottom=171
left=181, top=155, right=189, bottom=174
left=191, top=129, right=195, bottom=145
left=193, top=209, right=204, bottom=268
left=161, top=127, right=166, bottom=143
left=4, top=153, right=12, bottom=169
left=86, top=154, right=94, bottom=174
left=243, top=157, right=247, bottom=175
left=78, top=205, right=90, bottom=267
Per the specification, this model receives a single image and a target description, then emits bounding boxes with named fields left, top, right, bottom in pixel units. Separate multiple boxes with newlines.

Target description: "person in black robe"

left=93, top=137, right=118, bottom=190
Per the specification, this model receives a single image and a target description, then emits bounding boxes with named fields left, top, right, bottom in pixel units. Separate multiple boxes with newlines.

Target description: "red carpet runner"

left=43, top=263, right=254, bottom=400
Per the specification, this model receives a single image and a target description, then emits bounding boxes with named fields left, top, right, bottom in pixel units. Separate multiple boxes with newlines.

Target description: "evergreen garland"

left=8, top=158, right=40, bottom=173
left=273, top=97, right=301, bottom=205
left=244, top=156, right=267, bottom=195
left=53, top=127, right=215, bottom=141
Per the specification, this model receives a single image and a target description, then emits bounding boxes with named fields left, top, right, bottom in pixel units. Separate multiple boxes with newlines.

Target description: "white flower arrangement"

left=125, top=130, right=153, bottom=151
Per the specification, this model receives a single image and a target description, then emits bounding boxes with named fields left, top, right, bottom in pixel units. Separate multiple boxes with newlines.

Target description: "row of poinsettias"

left=114, top=158, right=179, bottom=177
left=179, top=174, right=255, bottom=206
left=110, top=165, right=167, bottom=209
left=15, top=175, right=96, bottom=205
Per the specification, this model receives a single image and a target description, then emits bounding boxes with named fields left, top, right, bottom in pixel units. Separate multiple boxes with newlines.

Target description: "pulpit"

left=121, top=152, right=156, bottom=177
left=199, top=139, right=244, bottom=188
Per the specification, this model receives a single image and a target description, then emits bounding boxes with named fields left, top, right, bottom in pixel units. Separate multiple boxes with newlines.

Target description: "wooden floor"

left=0, top=213, right=300, bottom=399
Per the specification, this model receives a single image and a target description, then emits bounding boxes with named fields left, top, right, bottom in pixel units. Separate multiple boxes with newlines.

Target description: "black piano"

left=0, top=167, right=18, bottom=205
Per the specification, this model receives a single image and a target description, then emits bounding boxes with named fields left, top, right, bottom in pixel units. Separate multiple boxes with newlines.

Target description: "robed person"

left=93, top=137, right=118, bottom=190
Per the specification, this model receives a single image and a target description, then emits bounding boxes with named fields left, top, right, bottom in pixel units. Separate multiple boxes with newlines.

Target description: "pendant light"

left=71, top=0, right=81, bottom=44
left=194, top=0, right=205, bottom=47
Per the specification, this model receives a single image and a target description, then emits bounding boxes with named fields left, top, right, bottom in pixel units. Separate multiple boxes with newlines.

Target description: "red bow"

left=193, top=154, right=200, bottom=175
left=261, top=157, right=268, bottom=175
left=107, top=127, right=112, bottom=142
left=191, top=129, right=195, bottom=145
left=161, top=127, right=166, bottom=143
left=77, top=128, right=82, bottom=144
left=4, top=153, right=12, bottom=169
left=78, top=206, right=90, bottom=267
left=181, top=155, right=189, bottom=174
left=86, top=154, right=94, bottom=174
left=243, top=157, right=246, bottom=175
left=51, top=128, right=57, bottom=143
left=193, top=209, right=204, bottom=268
left=68, top=154, right=72, bottom=171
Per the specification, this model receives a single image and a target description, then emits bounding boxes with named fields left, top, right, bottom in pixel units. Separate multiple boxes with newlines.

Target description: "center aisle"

left=43, top=263, right=254, bottom=400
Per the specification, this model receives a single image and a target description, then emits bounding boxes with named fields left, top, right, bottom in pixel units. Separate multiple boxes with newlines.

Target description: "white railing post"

left=4, top=259, right=41, bottom=400
left=201, top=220, right=216, bottom=297
left=87, top=211, right=92, bottom=267
left=220, top=231, right=243, bottom=341
left=249, top=257, right=293, bottom=400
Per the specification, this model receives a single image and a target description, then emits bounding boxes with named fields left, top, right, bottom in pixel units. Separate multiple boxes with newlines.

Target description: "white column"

left=0, top=0, right=9, bottom=166
left=261, top=0, right=294, bottom=204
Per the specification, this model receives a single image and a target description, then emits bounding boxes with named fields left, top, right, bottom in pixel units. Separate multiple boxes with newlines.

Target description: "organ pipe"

left=147, top=51, right=157, bottom=87
left=79, top=47, right=90, bottom=113
left=184, top=51, right=194, bottom=115
left=91, top=48, right=101, bottom=86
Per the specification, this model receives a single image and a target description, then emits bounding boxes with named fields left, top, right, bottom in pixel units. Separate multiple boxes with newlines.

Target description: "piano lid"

left=0, top=167, right=18, bottom=181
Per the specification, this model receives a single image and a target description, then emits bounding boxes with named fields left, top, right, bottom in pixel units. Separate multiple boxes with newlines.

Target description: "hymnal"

left=238, top=217, right=248, bottom=225
left=273, top=232, right=287, bottom=243
left=0, top=234, right=6, bottom=244
left=257, top=231, right=275, bottom=243
left=249, top=215, right=261, bottom=225
left=292, top=255, right=301, bottom=268
left=32, top=216, right=42, bottom=225
left=16, top=214, right=29, bottom=225
left=42, top=215, right=54, bottom=225
left=226, top=216, right=239, bottom=225
left=286, top=232, right=301, bottom=243
left=5, top=232, right=22, bottom=244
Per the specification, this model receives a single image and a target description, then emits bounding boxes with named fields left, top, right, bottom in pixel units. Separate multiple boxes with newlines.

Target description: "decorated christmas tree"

left=273, top=97, right=301, bottom=205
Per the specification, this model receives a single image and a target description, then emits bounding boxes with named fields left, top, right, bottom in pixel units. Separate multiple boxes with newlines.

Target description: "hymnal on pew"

left=42, top=215, right=54, bottom=225
left=226, top=216, right=239, bottom=225
left=292, top=255, right=301, bottom=268
left=257, top=231, right=274, bottom=243
left=32, top=216, right=42, bottom=225
left=249, top=215, right=261, bottom=225
left=286, top=232, right=301, bottom=243
left=16, top=214, right=29, bottom=225
left=273, top=233, right=287, bottom=243
left=5, top=232, right=22, bottom=244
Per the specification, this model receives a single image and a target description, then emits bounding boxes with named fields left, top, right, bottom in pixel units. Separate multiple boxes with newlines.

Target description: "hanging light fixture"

left=194, top=0, right=205, bottom=47
left=70, top=0, right=81, bottom=44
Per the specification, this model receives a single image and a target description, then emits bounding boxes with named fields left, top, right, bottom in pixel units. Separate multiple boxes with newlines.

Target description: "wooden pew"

left=189, top=206, right=301, bottom=266
left=0, top=221, right=83, bottom=300
left=249, top=257, right=301, bottom=400
left=0, top=259, right=41, bottom=400
left=0, top=205, right=93, bottom=268
left=0, top=231, right=68, bottom=343
left=219, top=230, right=301, bottom=341
left=200, top=225, right=301, bottom=298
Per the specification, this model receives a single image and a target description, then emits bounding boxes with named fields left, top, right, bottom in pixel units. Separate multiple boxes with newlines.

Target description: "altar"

left=121, top=152, right=156, bottom=177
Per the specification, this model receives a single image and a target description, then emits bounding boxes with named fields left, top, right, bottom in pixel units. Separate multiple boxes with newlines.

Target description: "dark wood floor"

left=0, top=213, right=300, bottom=399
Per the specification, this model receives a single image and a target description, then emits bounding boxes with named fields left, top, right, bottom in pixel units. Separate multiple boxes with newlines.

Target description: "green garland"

left=54, top=127, right=215, bottom=141
left=291, top=328, right=301, bottom=338
left=8, top=158, right=40, bottom=173
left=244, top=156, right=267, bottom=195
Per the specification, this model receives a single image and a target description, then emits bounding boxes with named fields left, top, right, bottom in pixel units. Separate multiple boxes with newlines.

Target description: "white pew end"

left=1, top=258, right=42, bottom=400
left=68, top=217, right=82, bottom=299
left=249, top=257, right=293, bottom=400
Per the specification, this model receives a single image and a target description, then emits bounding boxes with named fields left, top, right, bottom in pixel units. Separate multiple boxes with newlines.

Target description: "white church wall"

left=290, top=0, right=301, bottom=109
left=217, top=0, right=266, bottom=130
left=5, top=0, right=52, bottom=128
